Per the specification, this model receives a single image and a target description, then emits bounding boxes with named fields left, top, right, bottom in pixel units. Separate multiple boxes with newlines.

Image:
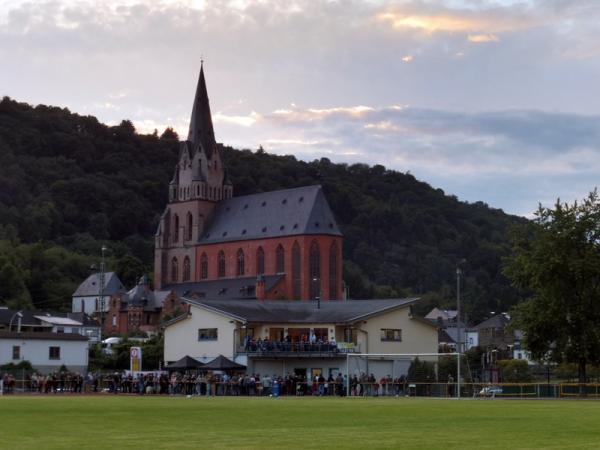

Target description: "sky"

left=1, top=0, right=599, bottom=217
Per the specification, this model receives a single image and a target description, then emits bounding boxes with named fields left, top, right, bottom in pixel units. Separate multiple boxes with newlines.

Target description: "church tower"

left=154, top=64, right=233, bottom=289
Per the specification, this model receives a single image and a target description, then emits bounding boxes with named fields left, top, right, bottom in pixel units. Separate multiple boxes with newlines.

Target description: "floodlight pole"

left=456, top=266, right=461, bottom=399
left=98, top=245, right=107, bottom=343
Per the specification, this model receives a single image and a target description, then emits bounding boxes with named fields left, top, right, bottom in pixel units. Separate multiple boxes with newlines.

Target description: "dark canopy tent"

left=202, top=355, right=246, bottom=371
left=165, top=355, right=205, bottom=371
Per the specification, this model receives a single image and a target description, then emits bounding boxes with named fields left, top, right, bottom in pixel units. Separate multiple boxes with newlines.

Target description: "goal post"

left=345, top=352, right=460, bottom=397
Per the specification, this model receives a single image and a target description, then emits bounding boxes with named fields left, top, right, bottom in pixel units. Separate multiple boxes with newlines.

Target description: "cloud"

left=2, top=0, right=600, bottom=216
left=212, top=102, right=600, bottom=216
left=468, top=33, right=499, bottom=43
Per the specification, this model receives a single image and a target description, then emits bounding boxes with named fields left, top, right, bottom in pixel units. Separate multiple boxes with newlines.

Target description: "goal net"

left=345, top=352, right=461, bottom=397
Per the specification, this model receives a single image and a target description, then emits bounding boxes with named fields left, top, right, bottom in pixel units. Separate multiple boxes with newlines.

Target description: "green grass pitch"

left=1, top=396, right=600, bottom=449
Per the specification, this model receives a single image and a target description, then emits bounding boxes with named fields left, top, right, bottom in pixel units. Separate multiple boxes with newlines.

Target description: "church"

left=153, top=64, right=344, bottom=302
left=159, top=66, right=439, bottom=376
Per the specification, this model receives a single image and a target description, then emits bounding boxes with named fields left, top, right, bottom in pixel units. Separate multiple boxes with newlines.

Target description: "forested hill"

left=0, top=97, right=525, bottom=322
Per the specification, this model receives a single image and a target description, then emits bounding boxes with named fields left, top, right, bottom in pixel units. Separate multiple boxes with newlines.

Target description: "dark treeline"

left=0, top=97, right=525, bottom=322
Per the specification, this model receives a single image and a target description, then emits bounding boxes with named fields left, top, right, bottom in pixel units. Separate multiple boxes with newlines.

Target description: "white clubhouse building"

left=164, top=298, right=438, bottom=379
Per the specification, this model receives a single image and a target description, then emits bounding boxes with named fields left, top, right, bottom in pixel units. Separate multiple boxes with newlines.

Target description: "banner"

left=130, top=346, right=142, bottom=373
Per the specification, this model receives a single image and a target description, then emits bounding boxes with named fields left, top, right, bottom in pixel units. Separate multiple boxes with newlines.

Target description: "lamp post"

left=98, top=245, right=107, bottom=343
left=312, top=277, right=320, bottom=309
left=456, top=264, right=462, bottom=399
left=9, top=311, right=23, bottom=332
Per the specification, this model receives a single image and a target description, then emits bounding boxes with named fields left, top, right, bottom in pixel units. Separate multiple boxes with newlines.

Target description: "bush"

left=498, top=359, right=532, bottom=382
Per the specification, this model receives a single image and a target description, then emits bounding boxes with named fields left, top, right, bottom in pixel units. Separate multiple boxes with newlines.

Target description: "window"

left=256, top=247, right=265, bottom=275
left=218, top=251, right=226, bottom=278
left=380, top=329, right=402, bottom=342
left=292, top=241, right=301, bottom=299
left=198, top=328, right=218, bottom=341
left=276, top=244, right=285, bottom=273
left=183, top=256, right=191, bottom=281
left=171, top=257, right=179, bottom=282
left=309, top=240, right=320, bottom=299
left=237, top=249, right=245, bottom=276
left=200, top=253, right=208, bottom=279
left=173, top=214, right=179, bottom=243
left=329, top=241, right=338, bottom=299
left=12, top=346, right=20, bottom=360
left=186, top=212, right=193, bottom=241
left=49, top=346, right=61, bottom=360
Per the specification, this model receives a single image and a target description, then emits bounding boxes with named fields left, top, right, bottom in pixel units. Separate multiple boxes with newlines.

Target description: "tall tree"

left=505, top=190, right=600, bottom=385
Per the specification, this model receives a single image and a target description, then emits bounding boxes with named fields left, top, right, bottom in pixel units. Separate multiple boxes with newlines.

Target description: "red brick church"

left=153, top=64, right=344, bottom=301
left=100, top=65, right=344, bottom=335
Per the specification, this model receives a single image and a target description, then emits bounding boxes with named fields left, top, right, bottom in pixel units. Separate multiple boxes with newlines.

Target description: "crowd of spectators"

left=243, top=333, right=342, bottom=354
left=2, top=370, right=410, bottom=397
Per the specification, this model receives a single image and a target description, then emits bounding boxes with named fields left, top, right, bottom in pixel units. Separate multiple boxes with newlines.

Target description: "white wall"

left=164, top=306, right=236, bottom=363
left=72, top=295, right=111, bottom=313
left=0, top=338, right=89, bottom=374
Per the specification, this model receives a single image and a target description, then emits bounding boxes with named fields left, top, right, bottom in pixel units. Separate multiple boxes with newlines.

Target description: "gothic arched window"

left=218, top=251, right=226, bottom=278
left=183, top=256, right=191, bottom=281
left=329, top=241, right=338, bottom=300
left=237, top=249, right=245, bottom=276
left=173, top=214, right=180, bottom=243
left=292, top=242, right=301, bottom=300
left=256, top=247, right=265, bottom=275
left=171, top=257, right=179, bottom=282
left=186, top=212, right=193, bottom=241
left=200, top=253, right=208, bottom=279
left=309, top=240, right=321, bottom=300
left=276, top=244, right=285, bottom=274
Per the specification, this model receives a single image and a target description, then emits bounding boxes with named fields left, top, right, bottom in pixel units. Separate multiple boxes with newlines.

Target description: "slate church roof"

left=199, top=185, right=342, bottom=245
left=72, top=272, right=125, bottom=297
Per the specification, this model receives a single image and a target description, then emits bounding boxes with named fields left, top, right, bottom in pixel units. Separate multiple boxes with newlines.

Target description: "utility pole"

left=98, top=245, right=107, bottom=343
left=456, top=265, right=462, bottom=399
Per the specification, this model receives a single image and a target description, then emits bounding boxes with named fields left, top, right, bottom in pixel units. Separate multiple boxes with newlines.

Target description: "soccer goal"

left=345, top=352, right=461, bottom=398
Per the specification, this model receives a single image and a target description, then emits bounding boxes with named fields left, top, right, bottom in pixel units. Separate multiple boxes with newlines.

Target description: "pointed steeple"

left=188, top=62, right=216, bottom=158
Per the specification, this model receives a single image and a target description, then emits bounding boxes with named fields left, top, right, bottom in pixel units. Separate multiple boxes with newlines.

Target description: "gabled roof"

left=425, top=307, right=458, bottom=321
left=476, top=313, right=511, bottom=329
left=187, top=63, right=216, bottom=158
left=34, top=316, right=82, bottom=326
left=181, top=298, right=420, bottom=324
left=0, top=309, right=100, bottom=328
left=163, top=275, right=283, bottom=301
left=0, top=331, right=88, bottom=341
left=72, top=272, right=125, bottom=297
left=199, top=185, right=342, bottom=245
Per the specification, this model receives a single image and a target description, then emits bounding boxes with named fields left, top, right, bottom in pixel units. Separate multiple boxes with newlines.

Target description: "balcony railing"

left=237, top=341, right=360, bottom=357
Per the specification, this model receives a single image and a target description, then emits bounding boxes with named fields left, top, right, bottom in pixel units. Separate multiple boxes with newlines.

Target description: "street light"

left=98, top=245, right=107, bottom=343
left=312, top=277, right=320, bottom=309
left=456, top=259, right=466, bottom=398
left=9, top=311, right=23, bottom=332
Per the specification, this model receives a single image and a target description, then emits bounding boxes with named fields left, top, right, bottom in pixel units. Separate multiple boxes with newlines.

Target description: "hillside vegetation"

left=0, top=97, right=524, bottom=322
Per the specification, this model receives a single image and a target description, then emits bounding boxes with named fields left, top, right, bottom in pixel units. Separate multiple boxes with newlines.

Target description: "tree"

left=505, top=190, right=600, bottom=385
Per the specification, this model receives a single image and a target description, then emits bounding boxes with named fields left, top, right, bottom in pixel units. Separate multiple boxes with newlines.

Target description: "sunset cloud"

left=1, top=0, right=600, bottom=216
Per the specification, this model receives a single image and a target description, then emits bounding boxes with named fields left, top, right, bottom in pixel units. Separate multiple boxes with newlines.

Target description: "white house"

left=164, top=298, right=438, bottom=380
left=0, top=331, right=89, bottom=374
left=72, top=272, right=125, bottom=314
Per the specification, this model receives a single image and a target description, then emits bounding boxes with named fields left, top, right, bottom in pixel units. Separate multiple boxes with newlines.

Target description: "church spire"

left=188, top=61, right=216, bottom=158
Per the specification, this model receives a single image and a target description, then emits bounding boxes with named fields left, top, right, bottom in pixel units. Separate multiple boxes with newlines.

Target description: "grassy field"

left=1, top=396, right=600, bottom=449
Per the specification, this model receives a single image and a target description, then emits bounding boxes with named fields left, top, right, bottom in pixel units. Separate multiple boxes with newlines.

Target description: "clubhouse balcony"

left=237, top=340, right=361, bottom=358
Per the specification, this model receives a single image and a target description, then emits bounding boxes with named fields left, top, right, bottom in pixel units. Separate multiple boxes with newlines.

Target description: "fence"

left=2, top=377, right=600, bottom=398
